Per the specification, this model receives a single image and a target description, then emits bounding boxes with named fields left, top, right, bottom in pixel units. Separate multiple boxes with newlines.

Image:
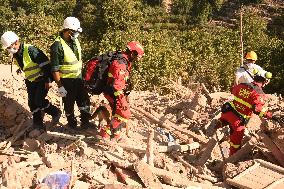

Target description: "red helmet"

left=127, top=41, right=144, bottom=57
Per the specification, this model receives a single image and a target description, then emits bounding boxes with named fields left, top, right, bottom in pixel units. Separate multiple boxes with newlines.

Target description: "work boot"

left=51, top=110, right=62, bottom=125
left=66, top=114, right=77, bottom=129
left=32, top=111, right=45, bottom=130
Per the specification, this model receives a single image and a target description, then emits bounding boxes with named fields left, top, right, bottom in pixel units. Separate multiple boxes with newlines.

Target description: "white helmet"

left=63, top=17, right=82, bottom=32
left=1, top=31, right=19, bottom=49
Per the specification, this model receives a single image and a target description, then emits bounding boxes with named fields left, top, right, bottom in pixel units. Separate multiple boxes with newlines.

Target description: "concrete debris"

left=1, top=63, right=284, bottom=188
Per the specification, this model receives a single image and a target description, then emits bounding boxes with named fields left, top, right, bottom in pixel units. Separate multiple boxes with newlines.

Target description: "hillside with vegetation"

left=1, top=0, right=284, bottom=94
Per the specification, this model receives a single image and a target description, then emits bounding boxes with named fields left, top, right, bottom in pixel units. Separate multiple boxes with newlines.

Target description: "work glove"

left=57, top=86, right=67, bottom=97
left=271, top=115, right=284, bottom=124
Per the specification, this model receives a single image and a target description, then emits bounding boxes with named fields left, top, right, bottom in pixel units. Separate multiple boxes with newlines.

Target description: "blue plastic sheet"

left=40, top=171, right=71, bottom=189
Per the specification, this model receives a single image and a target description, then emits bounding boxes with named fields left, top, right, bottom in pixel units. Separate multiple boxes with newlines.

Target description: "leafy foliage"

left=1, top=0, right=284, bottom=94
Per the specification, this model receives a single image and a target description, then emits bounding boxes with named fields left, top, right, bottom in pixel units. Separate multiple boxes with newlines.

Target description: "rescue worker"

left=0, top=31, right=61, bottom=131
left=99, top=41, right=144, bottom=140
left=214, top=70, right=280, bottom=156
left=234, top=51, right=271, bottom=85
left=50, top=17, right=92, bottom=130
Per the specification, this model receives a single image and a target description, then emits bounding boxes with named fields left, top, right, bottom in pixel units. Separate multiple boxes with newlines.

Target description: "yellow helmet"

left=245, top=51, right=257, bottom=61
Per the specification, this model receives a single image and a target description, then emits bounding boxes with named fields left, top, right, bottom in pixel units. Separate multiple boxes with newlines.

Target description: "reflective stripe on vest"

left=114, top=90, right=123, bottom=96
left=14, top=44, right=44, bottom=81
left=229, top=101, right=251, bottom=120
left=233, top=96, right=252, bottom=108
left=113, top=114, right=128, bottom=123
left=230, top=141, right=240, bottom=149
left=55, top=36, right=82, bottom=78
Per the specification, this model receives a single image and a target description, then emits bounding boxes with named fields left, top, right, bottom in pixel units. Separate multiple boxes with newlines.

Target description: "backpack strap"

left=242, top=82, right=264, bottom=94
left=240, top=66, right=254, bottom=80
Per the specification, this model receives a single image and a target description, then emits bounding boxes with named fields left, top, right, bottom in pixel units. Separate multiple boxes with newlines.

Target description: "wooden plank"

left=146, top=128, right=154, bottom=166
left=133, top=161, right=163, bottom=189
left=227, top=159, right=284, bottom=189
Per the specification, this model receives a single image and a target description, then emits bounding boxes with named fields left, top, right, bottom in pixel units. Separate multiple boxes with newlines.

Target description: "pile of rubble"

left=0, top=64, right=284, bottom=189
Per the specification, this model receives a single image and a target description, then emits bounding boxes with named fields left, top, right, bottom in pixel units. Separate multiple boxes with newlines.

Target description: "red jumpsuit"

left=217, top=82, right=272, bottom=155
left=102, top=52, right=131, bottom=138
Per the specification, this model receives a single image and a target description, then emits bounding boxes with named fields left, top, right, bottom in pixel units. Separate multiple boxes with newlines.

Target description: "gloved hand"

left=271, top=115, right=284, bottom=124
left=57, top=86, right=67, bottom=97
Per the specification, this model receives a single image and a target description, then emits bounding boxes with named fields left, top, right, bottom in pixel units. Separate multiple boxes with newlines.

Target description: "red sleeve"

left=251, top=91, right=272, bottom=119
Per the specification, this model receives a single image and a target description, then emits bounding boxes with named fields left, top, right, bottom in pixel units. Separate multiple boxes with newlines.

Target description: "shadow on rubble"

left=0, top=90, right=32, bottom=141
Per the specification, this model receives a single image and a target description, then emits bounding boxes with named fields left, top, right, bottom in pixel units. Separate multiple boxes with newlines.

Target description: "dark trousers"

left=61, top=78, right=91, bottom=127
left=25, top=79, right=59, bottom=127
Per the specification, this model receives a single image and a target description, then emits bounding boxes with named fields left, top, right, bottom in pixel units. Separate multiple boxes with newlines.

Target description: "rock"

left=184, top=109, right=199, bottom=120
left=3, top=103, right=17, bottom=120
left=42, top=153, right=65, bottom=168
left=23, top=138, right=40, bottom=152
left=191, top=94, right=207, bottom=111
left=73, top=180, right=90, bottom=189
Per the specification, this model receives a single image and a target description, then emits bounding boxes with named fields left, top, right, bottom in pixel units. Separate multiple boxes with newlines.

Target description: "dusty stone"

left=72, top=180, right=90, bottom=189
left=42, top=153, right=65, bottom=168
left=191, top=94, right=207, bottom=110
left=3, top=103, right=17, bottom=120
left=23, top=138, right=40, bottom=152
left=246, top=114, right=262, bottom=131
left=15, top=113, right=26, bottom=124
left=0, top=155, right=9, bottom=163
left=184, top=109, right=199, bottom=120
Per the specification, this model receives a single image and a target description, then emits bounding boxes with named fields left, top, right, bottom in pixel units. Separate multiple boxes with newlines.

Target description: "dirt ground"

left=1, top=64, right=284, bottom=189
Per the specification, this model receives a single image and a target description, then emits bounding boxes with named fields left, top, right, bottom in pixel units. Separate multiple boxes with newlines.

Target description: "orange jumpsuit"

left=217, top=82, right=272, bottom=155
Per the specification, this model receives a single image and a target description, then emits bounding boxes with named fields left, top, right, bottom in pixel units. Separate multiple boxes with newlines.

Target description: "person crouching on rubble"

left=0, top=31, right=61, bottom=132
left=211, top=70, right=283, bottom=156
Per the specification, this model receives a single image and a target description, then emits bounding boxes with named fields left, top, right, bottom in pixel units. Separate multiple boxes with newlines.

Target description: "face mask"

left=245, top=63, right=254, bottom=70
left=70, top=32, right=79, bottom=40
left=7, top=47, right=18, bottom=54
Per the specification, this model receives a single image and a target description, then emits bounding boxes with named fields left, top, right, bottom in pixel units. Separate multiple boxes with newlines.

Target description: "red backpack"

left=83, top=51, right=124, bottom=95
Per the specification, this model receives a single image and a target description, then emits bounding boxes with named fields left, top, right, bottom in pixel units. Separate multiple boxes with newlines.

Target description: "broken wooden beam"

left=259, top=132, right=284, bottom=167
left=150, top=166, right=192, bottom=188
left=116, top=143, right=200, bottom=154
left=46, top=131, right=85, bottom=141
left=132, top=107, right=208, bottom=144
left=170, top=152, right=199, bottom=174
left=134, top=160, right=163, bottom=189
left=146, top=128, right=154, bottom=166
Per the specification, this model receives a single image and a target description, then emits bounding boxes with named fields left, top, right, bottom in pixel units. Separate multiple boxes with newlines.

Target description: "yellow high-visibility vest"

left=14, top=44, right=47, bottom=81
left=55, top=36, right=82, bottom=78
